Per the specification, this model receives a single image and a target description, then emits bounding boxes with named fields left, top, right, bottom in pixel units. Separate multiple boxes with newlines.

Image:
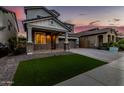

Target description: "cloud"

left=79, top=13, right=87, bottom=16
left=108, top=18, right=121, bottom=26
left=109, top=24, right=115, bottom=26
left=64, top=19, right=73, bottom=24
left=113, top=18, right=120, bottom=22
left=108, top=18, right=120, bottom=23
left=89, top=20, right=100, bottom=25
left=5, top=6, right=25, bottom=20
left=108, top=20, right=111, bottom=22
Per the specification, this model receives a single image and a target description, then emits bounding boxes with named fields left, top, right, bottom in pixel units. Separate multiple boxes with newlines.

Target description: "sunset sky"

left=4, top=6, right=124, bottom=34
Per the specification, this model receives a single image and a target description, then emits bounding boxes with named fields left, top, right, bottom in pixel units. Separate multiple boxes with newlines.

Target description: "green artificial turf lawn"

left=12, top=54, right=107, bottom=86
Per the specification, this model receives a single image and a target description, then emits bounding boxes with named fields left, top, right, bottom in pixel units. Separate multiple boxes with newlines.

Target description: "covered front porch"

left=27, top=26, right=69, bottom=54
left=32, top=28, right=62, bottom=50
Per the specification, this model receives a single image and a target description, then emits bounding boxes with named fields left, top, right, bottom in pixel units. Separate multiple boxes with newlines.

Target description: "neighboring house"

left=0, top=7, right=19, bottom=45
left=23, top=6, right=78, bottom=54
left=117, top=32, right=124, bottom=40
left=78, top=28, right=117, bottom=48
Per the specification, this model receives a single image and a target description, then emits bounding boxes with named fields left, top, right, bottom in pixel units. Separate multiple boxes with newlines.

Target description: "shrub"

left=8, top=37, right=26, bottom=55
left=111, top=42, right=119, bottom=47
left=119, top=44, right=124, bottom=50
left=14, top=47, right=26, bottom=55
left=117, top=39, right=124, bottom=50
left=118, top=39, right=124, bottom=44
left=13, top=39, right=26, bottom=55
left=8, top=37, right=17, bottom=52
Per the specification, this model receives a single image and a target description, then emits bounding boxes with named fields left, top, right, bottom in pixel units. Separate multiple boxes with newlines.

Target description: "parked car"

left=0, top=43, right=9, bottom=58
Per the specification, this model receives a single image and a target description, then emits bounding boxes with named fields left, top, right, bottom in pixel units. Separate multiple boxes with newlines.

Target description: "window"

left=51, top=20, right=54, bottom=24
left=108, top=35, right=111, bottom=43
left=49, top=20, right=54, bottom=26
left=112, top=35, right=114, bottom=41
left=8, top=20, right=12, bottom=31
left=35, top=32, right=46, bottom=44
left=46, top=35, right=51, bottom=43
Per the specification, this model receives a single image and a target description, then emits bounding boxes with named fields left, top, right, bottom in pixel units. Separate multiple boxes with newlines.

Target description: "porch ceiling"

left=32, top=27, right=65, bottom=34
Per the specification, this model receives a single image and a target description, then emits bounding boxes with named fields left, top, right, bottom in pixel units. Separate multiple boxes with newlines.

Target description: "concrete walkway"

left=56, top=49, right=124, bottom=86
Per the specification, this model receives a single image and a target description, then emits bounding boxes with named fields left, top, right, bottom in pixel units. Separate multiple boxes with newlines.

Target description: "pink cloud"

left=74, top=25, right=124, bottom=33
left=4, top=7, right=26, bottom=33
left=3, top=6, right=124, bottom=34
left=5, top=6, right=25, bottom=21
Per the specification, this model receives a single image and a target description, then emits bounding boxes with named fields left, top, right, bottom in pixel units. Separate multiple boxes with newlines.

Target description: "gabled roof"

left=23, top=6, right=74, bottom=32
left=24, top=6, right=60, bottom=18
left=23, top=16, right=52, bottom=23
left=50, top=10, right=60, bottom=17
left=53, top=17, right=72, bottom=32
left=77, top=28, right=118, bottom=37
left=23, top=16, right=72, bottom=32
left=64, top=22, right=74, bottom=32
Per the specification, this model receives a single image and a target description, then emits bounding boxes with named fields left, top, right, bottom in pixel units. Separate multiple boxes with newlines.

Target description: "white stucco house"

left=23, top=6, right=79, bottom=54
left=0, top=7, right=19, bottom=45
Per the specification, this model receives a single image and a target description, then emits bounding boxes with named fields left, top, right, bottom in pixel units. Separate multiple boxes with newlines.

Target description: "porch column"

left=27, top=26, right=33, bottom=55
left=64, top=32, right=69, bottom=51
left=27, top=27, right=32, bottom=43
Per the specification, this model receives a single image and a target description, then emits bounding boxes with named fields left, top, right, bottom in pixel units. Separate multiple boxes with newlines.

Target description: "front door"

left=46, top=34, right=51, bottom=49
left=98, top=35, right=103, bottom=47
left=51, top=35, right=56, bottom=49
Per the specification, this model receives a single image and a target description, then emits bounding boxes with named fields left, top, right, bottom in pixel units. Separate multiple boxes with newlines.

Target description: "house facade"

left=0, top=7, right=19, bottom=45
left=79, top=28, right=117, bottom=48
left=23, top=6, right=78, bottom=54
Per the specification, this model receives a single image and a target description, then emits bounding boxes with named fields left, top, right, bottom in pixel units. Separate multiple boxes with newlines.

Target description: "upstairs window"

left=8, top=20, right=13, bottom=31
left=49, top=20, right=54, bottom=26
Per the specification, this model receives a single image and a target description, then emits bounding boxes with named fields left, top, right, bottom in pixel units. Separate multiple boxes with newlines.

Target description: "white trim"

left=58, top=36, right=79, bottom=40
left=31, top=25, right=68, bottom=32
left=27, top=41, right=33, bottom=43
left=27, top=52, right=33, bottom=55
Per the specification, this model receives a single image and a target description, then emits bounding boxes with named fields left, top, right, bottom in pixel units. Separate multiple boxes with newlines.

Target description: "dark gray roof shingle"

left=77, top=28, right=117, bottom=37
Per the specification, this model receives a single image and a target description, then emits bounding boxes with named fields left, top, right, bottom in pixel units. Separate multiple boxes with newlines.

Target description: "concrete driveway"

left=56, top=48, right=124, bottom=86
left=69, top=48, right=122, bottom=62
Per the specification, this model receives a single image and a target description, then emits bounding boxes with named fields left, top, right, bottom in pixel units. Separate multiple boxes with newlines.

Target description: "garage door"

left=58, top=38, right=77, bottom=49
left=69, top=39, right=76, bottom=48
left=58, top=38, right=64, bottom=49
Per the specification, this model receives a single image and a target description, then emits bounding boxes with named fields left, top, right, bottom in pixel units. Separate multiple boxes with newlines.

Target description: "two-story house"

left=0, top=7, right=19, bottom=45
left=23, top=6, right=79, bottom=54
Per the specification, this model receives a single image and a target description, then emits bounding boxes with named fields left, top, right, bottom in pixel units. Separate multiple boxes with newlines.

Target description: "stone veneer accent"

left=27, top=43, right=34, bottom=54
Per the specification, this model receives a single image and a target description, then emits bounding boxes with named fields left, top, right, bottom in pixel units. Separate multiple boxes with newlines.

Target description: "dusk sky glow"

left=4, top=6, right=124, bottom=34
